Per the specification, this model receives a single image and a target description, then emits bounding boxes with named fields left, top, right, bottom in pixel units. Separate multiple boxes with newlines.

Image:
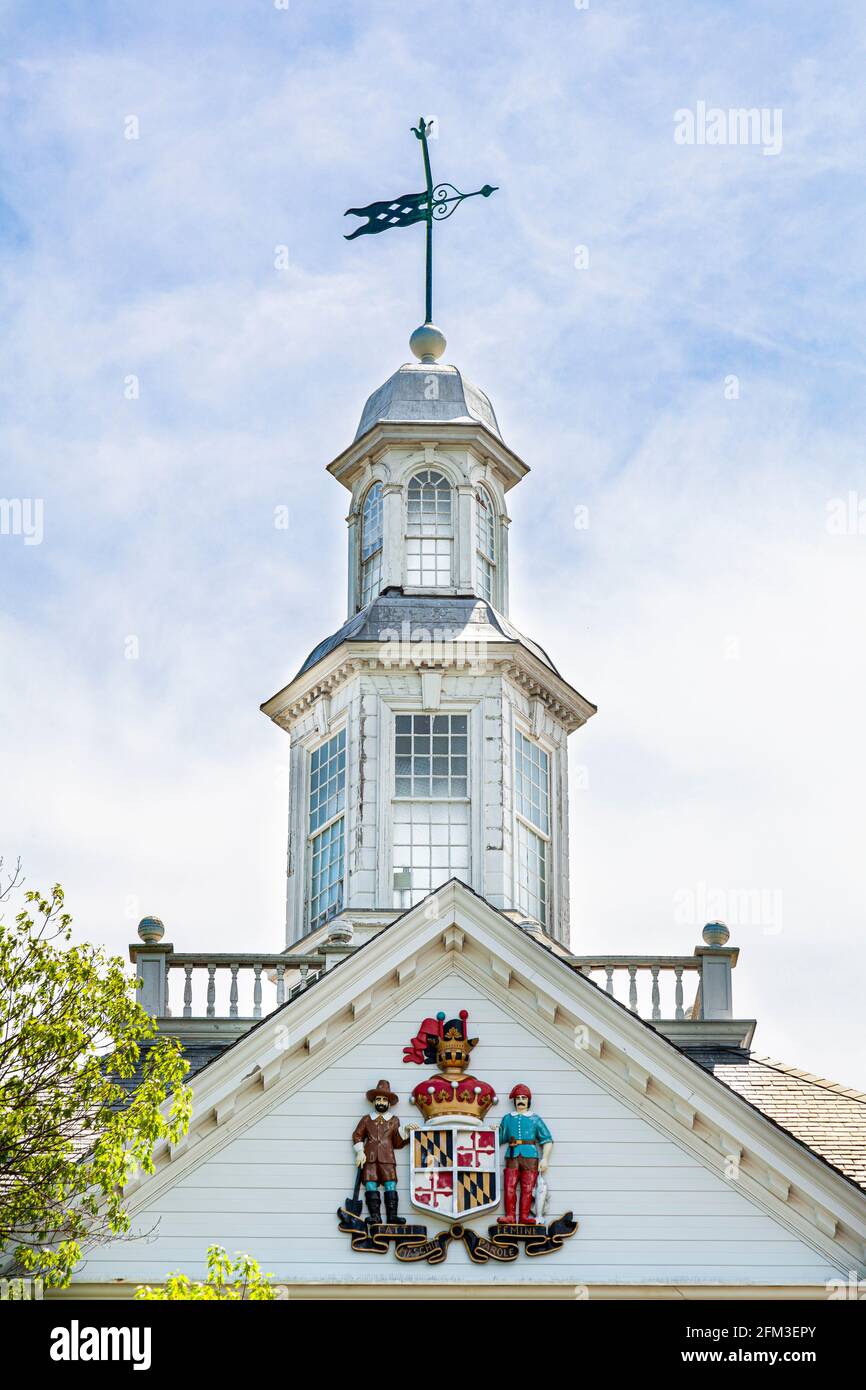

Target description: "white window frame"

left=377, top=697, right=483, bottom=906
left=512, top=723, right=553, bottom=927
left=475, top=484, right=496, bottom=605
left=306, top=725, right=347, bottom=930
left=391, top=710, right=470, bottom=907
left=359, top=481, right=384, bottom=610
left=404, top=468, right=454, bottom=589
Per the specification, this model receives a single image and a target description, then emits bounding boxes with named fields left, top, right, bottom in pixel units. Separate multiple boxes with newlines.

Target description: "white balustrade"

left=567, top=956, right=702, bottom=1021
left=157, top=953, right=324, bottom=1020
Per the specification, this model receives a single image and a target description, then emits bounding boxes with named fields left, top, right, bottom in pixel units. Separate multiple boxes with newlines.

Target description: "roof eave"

left=260, top=637, right=596, bottom=733
left=326, top=420, right=530, bottom=493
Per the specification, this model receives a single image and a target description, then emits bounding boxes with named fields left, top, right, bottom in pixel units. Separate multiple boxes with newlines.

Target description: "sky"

left=1, top=1, right=865, bottom=1087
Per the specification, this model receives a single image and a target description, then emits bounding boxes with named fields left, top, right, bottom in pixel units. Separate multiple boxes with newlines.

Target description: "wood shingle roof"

left=684, top=1048, right=866, bottom=1191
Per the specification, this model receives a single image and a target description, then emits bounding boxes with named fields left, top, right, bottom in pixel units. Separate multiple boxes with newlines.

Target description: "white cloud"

left=1, top=2, right=865, bottom=1087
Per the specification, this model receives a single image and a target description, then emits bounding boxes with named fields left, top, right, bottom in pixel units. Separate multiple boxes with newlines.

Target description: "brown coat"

left=352, top=1113, right=409, bottom=1184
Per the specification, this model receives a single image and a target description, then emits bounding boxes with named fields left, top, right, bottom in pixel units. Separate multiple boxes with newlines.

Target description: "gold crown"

left=410, top=1075, right=497, bottom=1123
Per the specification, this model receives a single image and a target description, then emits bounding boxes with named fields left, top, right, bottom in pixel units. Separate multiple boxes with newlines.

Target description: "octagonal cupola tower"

left=262, top=325, right=596, bottom=948
left=339, top=349, right=516, bottom=619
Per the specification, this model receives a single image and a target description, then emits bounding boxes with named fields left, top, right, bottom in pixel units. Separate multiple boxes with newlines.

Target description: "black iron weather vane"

left=344, top=117, right=497, bottom=355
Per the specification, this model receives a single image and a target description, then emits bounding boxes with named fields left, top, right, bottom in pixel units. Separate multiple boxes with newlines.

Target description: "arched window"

left=359, top=483, right=383, bottom=608
left=475, top=486, right=496, bottom=603
left=406, top=469, right=452, bottom=587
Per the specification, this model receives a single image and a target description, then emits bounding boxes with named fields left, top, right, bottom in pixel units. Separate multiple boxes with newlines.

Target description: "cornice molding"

left=261, top=643, right=594, bottom=734
left=327, top=421, right=530, bottom=494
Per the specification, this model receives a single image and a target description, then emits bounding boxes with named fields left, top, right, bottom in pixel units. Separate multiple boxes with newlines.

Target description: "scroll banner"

left=337, top=1205, right=578, bottom=1265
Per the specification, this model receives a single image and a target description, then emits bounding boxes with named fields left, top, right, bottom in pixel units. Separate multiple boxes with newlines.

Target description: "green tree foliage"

left=0, top=861, right=191, bottom=1286
left=135, top=1245, right=277, bottom=1300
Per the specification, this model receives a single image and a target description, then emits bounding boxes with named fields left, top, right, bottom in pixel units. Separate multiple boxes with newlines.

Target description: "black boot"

left=365, top=1189, right=382, bottom=1225
left=384, top=1189, right=405, bottom=1226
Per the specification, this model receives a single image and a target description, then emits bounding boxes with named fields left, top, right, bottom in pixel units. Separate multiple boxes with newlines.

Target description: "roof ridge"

left=749, top=1054, right=866, bottom=1103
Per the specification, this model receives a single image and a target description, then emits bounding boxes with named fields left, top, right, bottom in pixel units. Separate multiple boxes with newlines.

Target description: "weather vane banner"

left=344, top=117, right=497, bottom=324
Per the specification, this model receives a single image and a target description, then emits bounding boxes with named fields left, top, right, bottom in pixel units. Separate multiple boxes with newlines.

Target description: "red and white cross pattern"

left=456, top=1129, right=496, bottom=1170
left=413, top=1170, right=454, bottom=1209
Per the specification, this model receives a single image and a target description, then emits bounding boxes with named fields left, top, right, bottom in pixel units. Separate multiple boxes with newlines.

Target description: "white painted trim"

left=303, top=719, right=350, bottom=935
left=327, top=422, right=530, bottom=496
left=376, top=695, right=394, bottom=905
left=261, top=640, right=596, bottom=737
left=50, top=1282, right=842, bottom=1302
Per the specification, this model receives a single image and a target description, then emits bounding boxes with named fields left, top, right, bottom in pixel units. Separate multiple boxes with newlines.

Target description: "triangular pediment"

left=91, top=883, right=865, bottom=1291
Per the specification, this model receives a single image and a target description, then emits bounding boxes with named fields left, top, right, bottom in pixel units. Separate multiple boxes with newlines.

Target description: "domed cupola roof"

left=354, top=361, right=501, bottom=443
left=354, top=320, right=501, bottom=442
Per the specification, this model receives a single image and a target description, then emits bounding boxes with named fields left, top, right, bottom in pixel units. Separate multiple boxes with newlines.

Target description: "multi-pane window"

left=394, top=713, right=468, bottom=797
left=406, top=469, right=452, bottom=587
left=516, top=820, right=547, bottom=924
left=514, top=729, right=550, bottom=925
left=360, top=483, right=383, bottom=608
left=475, top=486, right=496, bottom=603
left=393, top=802, right=469, bottom=904
left=514, top=731, right=550, bottom=834
left=393, top=712, right=470, bottom=905
left=308, top=729, right=346, bottom=929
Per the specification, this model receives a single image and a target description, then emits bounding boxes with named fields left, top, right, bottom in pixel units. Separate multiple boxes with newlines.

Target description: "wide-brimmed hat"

left=366, top=1078, right=399, bottom=1106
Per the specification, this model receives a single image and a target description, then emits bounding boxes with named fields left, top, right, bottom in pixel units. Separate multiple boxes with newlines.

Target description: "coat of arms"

left=336, top=1006, right=578, bottom=1264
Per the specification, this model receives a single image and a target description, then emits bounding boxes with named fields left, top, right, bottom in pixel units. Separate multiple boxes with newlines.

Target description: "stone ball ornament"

left=137, top=915, right=165, bottom=944
left=409, top=321, right=447, bottom=363
left=702, top=920, right=731, bottom=947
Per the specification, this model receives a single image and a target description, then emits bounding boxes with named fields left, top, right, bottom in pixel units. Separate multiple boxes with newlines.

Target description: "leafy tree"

left=0, top=860, right=191, bottom=1287
left=135, top=1245, right=277, bottom=1300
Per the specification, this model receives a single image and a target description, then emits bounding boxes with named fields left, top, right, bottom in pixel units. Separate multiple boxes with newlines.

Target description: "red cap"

left=509, top=1083, right=532, bottom=1101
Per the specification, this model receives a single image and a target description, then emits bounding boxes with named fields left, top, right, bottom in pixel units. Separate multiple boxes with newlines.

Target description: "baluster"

left=206, top=963, right=216, bottom=1018
left=253, top=963, right=263, bottom=1019
left=164, top=959, right=172, bottom=1017
left=229, top=964, right=239, bottom=1019
left=183, top=964, right=193, bottom=1018
left=674, top=966, right=684, bottom=1020
left=299, top=962, right=309, bottom=988
left=276, top=963, right=286, bottom=1006
left=604, top=966, right=615, bottom=996
left=651, top=965, right=661, bottom=1020
left=628, top=965, right=638, bottom=1013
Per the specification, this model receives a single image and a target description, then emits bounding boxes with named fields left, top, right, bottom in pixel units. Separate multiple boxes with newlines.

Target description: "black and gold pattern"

left=414, top=1128, right=453, bottom=1169
left=456, top=1170, right=496, bottom=1212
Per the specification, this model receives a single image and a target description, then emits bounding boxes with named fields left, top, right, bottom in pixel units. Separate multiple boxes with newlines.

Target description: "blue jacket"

left=499, top=1110, right=553, bottom=1157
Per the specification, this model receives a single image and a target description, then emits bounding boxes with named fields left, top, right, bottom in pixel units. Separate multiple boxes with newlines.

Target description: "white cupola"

left=262, top=330, right=596, bottom=948
left=331, top=351, right=523, bottom=620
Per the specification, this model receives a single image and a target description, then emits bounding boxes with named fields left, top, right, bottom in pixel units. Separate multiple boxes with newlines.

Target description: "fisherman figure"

left=498, top=1083, right=553, bottom=1226
left=352, top=1079, right=416, bottom=1226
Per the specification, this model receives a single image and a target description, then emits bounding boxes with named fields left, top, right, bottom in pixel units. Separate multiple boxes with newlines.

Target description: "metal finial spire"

left=344, top=117, right=497, bottom=359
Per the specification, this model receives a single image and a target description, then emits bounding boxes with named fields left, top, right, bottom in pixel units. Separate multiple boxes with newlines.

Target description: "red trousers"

left=500, top=1156, right=538, bottom=1224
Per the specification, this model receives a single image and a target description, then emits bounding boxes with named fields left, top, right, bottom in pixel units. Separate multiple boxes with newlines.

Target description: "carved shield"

left=411, top=1123, right=499, bottom=1220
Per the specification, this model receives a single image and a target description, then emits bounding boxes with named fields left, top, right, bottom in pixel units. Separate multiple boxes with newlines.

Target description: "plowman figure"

left=352, top=1079, right=416, bottom=1225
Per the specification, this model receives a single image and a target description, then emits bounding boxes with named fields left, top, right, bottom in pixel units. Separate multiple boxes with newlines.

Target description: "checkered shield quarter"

left=411, top=1124, right=499, bottom=1219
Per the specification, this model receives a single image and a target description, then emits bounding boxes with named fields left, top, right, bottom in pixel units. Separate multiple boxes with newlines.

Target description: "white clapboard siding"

left=148, top=1186, right=756, bottom=1216
left=92, top=1213, right=807, bottom=1243
left=177, top=1163, right=739, bottom=1193
left=77, top=974, right=845, bottom=1287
